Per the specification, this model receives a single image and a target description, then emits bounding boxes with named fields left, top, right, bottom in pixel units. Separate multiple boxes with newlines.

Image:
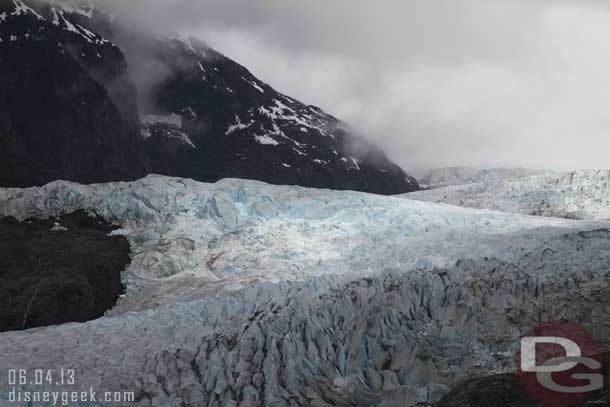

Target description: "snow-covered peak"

left=1, top=0, right=111, bottom=45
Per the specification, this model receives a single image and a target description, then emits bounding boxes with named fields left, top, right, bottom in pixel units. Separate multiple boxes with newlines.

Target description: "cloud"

left=102, top=0, right=610, bottom=172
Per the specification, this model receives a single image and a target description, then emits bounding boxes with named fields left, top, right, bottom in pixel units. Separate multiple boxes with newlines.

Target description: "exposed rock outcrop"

left=0, top=210, right=130, bottom=332
left=0, top=0, right=150, bottom=187
left=0, top=0, right=419, bottom=194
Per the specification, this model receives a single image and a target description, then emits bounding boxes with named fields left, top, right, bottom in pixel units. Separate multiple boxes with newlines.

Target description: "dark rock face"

left=0, top=0, right=419, bottom=194
left=0, top=0, right=150, bottom=187
left=0, top=210, right=130, bottom=332
left=136, top=37, right=419, bottom=194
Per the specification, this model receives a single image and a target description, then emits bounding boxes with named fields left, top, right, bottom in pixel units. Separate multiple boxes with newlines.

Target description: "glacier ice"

left=0, top=175, right=609, bottom=406
left=406, top=169, right=610, bottom=221
left=416, top=167, right=555, bottom=188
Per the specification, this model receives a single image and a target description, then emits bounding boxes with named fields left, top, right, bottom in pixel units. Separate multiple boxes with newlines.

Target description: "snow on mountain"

left=133, top=35, right=420, bottom=194
left=135, top=33, right=418, bottom=194
left=0, top=176, right=609, bottom=406
left=3, top=0, right=108, bottom=44
left=417, top=167, right=554, bottom=189
left=0, top=0, right=419, bottom=194
left=405, top=169, right=610, bottom=221
left=0, top=0, right=150, bottom=187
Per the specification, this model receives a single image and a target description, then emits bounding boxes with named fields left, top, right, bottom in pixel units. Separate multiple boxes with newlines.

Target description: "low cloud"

left=103, top=0, right=610, bottom=172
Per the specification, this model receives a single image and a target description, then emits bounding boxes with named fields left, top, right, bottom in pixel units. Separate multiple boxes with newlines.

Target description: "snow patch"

left=258, top=99, right=333, bottom=137
left=51, top=223, right=68, bottom=232
left=47, top=6, right=106, bottom=44
left=225, top=116, right=252, bottom=135
left=241, top=76, right=265, bottom=93
left=255, top=135, right=279, bottom=146
left=170, top=131, right=197, bottom=149
left=12, top=0, right=43, bottom=19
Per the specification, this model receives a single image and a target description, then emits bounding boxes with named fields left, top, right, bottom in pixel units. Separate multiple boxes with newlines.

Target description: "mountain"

left=0, top=0, right=419, bottom=194
left=0, top=175, right=609, bottom=406
left=405, top=169, right=610, bottom=220
left=0, top=0, right=150, bottom=187
left=137, top=36, right=419, bottom=194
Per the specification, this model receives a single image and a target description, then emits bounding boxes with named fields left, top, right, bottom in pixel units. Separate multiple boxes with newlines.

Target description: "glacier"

left=0, top=175, right=609, bottom=406
left=406, top=169, right=610, bottom=221
left=416, top=167, right=555, bottom=189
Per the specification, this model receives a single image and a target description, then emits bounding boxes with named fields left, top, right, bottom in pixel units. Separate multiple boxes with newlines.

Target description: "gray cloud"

left=103, top=0, right=610, bottom=172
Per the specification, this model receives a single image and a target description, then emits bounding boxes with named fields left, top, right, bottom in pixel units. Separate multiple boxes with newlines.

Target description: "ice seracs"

left=0, top=175, right=609, bottom=406
left=416, top=166, right=555, bottom=188
left=405, top=169, right=610, bottom=220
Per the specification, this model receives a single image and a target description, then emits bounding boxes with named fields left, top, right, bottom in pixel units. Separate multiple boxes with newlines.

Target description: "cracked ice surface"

left=405, top=169, right=610, bottom=221
left=0, top=175, right=609, bottom=406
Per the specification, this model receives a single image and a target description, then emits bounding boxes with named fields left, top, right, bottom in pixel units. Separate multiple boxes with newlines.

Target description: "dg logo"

left=516, top=320, right=604, bottom=406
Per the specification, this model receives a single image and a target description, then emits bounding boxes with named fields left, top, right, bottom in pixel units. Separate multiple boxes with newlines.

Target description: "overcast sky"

left=106, top=0, right=610, bottom=172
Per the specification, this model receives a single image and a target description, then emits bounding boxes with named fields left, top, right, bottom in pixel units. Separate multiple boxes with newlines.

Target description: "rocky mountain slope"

left=134, top=35, right=418, bottom=194
left=0, top=0, right=151, bottom=187
left=0, top=0, right=419, bottom=194
left=405, top=169, right=610, bottom=220
left=0, top=175, right=608, bottom=406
